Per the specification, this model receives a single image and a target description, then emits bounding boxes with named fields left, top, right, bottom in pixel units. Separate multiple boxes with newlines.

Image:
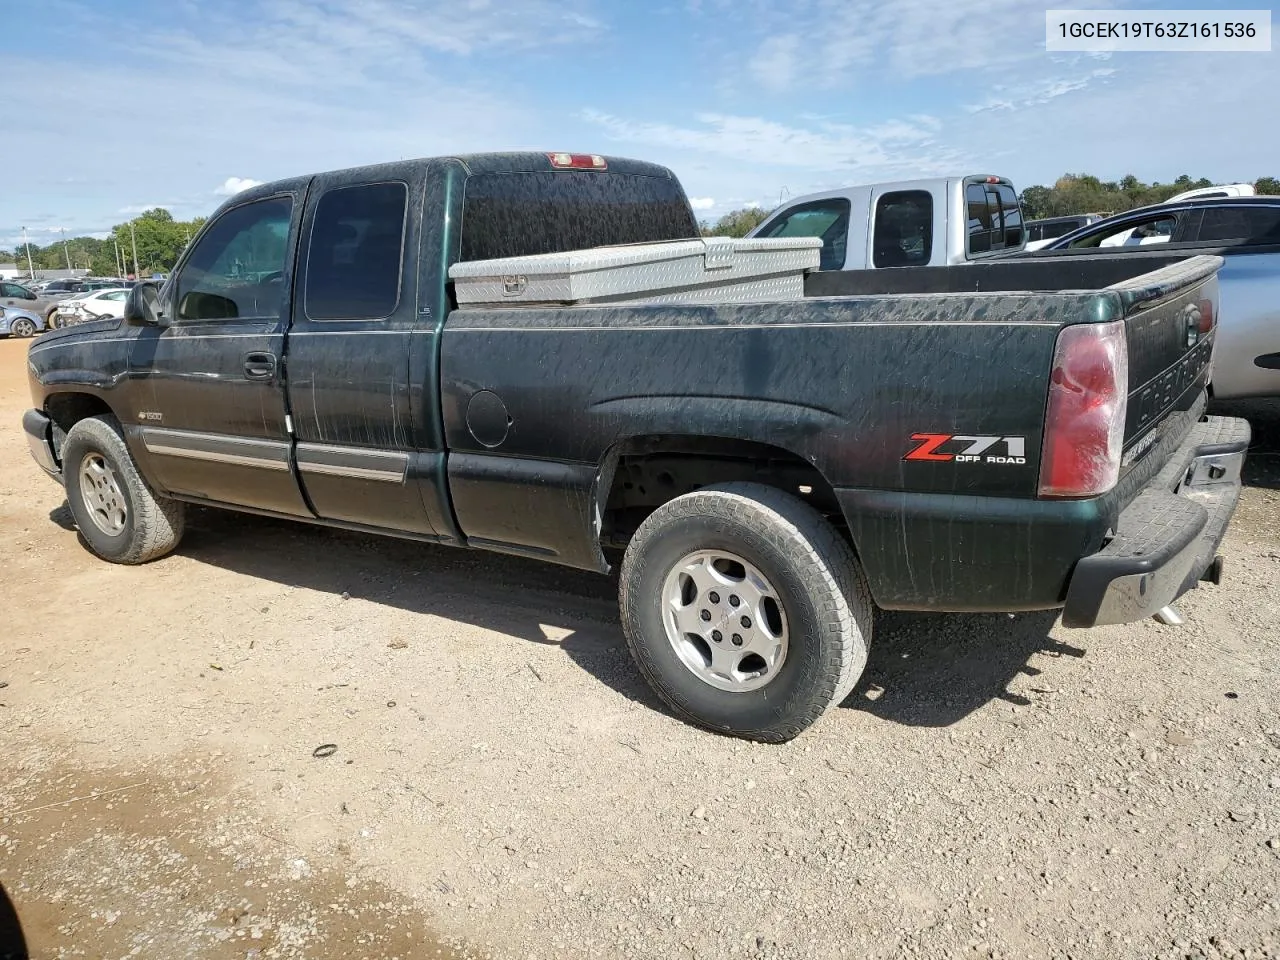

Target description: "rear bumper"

left=22, top=408, right=61, bottom=478
left=1061, top=415, right=1250, bottom=627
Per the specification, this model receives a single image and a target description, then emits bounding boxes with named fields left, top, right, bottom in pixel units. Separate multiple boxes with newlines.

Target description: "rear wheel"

left=10, top=317, right=37, bottom=337
left=619, top=482, right=873, bottom=742
left=61, top=414, right=185, bottom=564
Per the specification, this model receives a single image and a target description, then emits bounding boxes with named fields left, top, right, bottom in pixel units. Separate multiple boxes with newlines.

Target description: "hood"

left=31, top=316, right=123, bottom=350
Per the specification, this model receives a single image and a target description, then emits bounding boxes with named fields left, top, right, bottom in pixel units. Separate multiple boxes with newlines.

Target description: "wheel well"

left=598, top=436, right=845, bottom=552
left=45, top=393, right=113, bottom=441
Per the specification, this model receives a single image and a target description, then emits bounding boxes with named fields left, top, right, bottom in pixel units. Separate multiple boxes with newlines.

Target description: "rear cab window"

left=753, top=199, right=851, bottom=270
left=872, top=191, right=933, bottom=268
left=965, top=181, right=1023, bottom=257
left=459, top=171, right=698, bottom=262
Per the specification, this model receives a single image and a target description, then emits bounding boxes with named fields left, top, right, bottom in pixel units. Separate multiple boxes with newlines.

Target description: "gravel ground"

left=1, top=336, right=1278, bottom=960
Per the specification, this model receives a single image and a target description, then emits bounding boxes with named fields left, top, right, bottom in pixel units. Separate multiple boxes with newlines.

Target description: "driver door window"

left=175, top=197, right=293, bottom=321
left=754, top=199, right=851, bottom=270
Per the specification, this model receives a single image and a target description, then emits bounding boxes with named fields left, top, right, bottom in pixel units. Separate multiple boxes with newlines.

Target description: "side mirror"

left=125, top=282, right=163, bottom=326
left=25, top=290, right=37, bottom=301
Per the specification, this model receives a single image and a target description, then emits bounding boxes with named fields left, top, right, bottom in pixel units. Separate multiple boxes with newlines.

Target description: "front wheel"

left=10, top=317, right=37, bottom=337
left=61, top=414, right=185, bottom=564
left=619, top=482, right=873, bottom=743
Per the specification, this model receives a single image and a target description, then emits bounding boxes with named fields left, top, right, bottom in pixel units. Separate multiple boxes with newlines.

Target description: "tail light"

left=1197, top=297, right=1214, bottom=335
left=1039, top=320, right=1129, bottom=498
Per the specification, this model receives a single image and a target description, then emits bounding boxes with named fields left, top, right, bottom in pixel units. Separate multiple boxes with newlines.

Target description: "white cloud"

left=583, top=109, right=965, bottom=178
left=0, top=0, right=597, bottom=235
left=215, top=177, right=263, bottom=196
left=688, top=197, right=716, bottom=210
left=700, top=0, right=1124, bottom=93
left=964, top=67, right=1118, bottom=114
left=751, top=35, right=800, bottom=92
left=5, top=0, right=1278, bottom=247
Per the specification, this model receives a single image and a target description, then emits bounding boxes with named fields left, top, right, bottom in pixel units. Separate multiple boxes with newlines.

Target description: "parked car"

left=1, top=280, right=41, bottom=304
left=1023, top=213, right=1105, bottom=251
left=747, top=175, right=1024, bottom=271
left=0, top=304, right=45, bottom=338
left=39, top=279, right=88, bottom=296
left=53, top=288, right=131, bottom=325
left=1018, top=196, right=1280, bottom=399
left=1, top=280, right=66, bottom=328
left=23, top=151, right=1247, bottom=742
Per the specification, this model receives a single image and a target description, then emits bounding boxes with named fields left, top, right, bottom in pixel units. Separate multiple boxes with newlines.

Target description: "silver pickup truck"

left=747, top=174, right=1025, bottom=271
left=1022, top=197, right=1280, bottom=400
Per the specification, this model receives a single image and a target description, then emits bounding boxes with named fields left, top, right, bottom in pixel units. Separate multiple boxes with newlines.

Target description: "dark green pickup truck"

left=22, top=152, right=1250, bottom=741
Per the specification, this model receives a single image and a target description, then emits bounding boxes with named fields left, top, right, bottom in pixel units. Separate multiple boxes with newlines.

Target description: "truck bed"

left=440, top=255, right=1222, bottom=610
left=801, top=250, right=1201, bottom=296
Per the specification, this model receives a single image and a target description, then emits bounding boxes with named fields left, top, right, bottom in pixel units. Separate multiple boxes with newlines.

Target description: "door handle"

left=243, top=352, right=277, bottom=380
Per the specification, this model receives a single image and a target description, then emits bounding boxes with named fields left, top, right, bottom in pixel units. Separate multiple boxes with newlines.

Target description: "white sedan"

left=54, top=288, right=132, bottom=326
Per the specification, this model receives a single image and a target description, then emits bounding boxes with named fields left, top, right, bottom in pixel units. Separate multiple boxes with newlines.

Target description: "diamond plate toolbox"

left=448, top=236, right=822, bottom=307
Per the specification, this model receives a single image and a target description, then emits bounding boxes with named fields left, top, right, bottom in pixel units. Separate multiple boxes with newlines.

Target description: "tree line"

left=7, top=173, right=1279, bottom=274
left=2, top=208, right=206, bottom=278
left=697, top=174, right=1280, bottom=238
left=1019, top=175, right=1279, bottom=221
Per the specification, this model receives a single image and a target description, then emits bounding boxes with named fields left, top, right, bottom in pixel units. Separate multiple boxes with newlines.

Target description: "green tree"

left=1018, top=185, right=1053, bottom=220
left=1255, top=177, right=1280, bottom=195
left=1020, top=172, right=1273, bottom=220
left=700, top=207, right=770, bottom=238
left=110, top=208, right=205, bottom=275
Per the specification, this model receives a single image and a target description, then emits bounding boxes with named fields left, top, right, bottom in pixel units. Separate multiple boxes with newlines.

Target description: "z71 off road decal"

left=904, top=434, right=1027, bottom=465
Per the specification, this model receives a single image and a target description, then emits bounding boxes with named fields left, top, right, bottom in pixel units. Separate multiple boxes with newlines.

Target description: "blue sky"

left=3, top=0, right=1276, bottom=250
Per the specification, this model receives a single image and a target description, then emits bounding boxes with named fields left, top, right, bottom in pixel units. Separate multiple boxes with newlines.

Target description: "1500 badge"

left=904, top=434, right=1027, bottom=464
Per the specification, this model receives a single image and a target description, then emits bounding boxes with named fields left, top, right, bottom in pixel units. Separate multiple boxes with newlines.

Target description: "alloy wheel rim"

left=660, top=550, right=789, bottom=692
left=78, top=453, right=128, bottom=536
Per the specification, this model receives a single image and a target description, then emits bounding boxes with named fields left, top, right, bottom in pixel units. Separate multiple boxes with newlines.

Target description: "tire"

left=10, top=317, right=36, bottom=337
left=619, top=482, right=873, bottom=743
left=45, top=308, right=60, bottom=329
left=61, top=414, right=185, bottom=564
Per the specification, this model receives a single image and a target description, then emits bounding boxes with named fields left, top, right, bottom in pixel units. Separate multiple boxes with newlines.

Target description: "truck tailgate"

left=1106, top=255, right=1221, bottom=473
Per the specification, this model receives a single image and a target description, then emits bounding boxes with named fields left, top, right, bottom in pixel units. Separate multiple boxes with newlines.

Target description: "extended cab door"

left=867, top=186, right=940, bottom=267
left=283, top=163, right=449, bottom=537
left=126, top=181, right=312, bottom=516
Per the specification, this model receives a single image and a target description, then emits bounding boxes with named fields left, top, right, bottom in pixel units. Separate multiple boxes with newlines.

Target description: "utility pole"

left=114, top=241, right=123, bottom=278
left=61, top=228, right=72, bottom=270
left=128, top=221, right=141, bottom=279
left=21, top=226, right=35, bottom=279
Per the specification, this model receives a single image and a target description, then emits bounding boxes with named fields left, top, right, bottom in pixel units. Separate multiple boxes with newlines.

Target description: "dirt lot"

left=1, top=334, right=1278, bottom=960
